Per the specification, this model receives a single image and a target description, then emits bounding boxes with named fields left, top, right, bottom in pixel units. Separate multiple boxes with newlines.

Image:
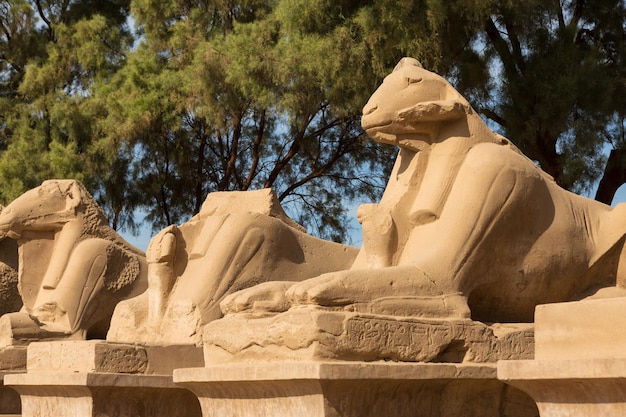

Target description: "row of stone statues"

left=0, top=58, right=624, bottom=363
left=0, top=181, right=356, bottom=347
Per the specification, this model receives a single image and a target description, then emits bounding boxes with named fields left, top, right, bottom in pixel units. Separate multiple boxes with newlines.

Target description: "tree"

left=0, top=0, right=134, bottom=225
left=100, top=0, right=403, bottom=242
left=449, top=0, right=626, bottom=202
left=2, top=0, right=626, bottom=243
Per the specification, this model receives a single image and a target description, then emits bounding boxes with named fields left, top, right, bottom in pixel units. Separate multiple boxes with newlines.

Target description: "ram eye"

left=407, top=76, right=422, bottom=85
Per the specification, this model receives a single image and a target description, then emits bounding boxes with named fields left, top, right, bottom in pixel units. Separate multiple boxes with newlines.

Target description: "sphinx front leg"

left=220, top=281, right=296, bottom=315
left=286, top=266, right=471, bottom=318
left=146, top=225, right=178, bottom=323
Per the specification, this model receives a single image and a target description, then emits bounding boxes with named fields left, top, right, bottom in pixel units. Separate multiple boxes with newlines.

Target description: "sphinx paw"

left=287, top=272, right=356, bottom=306
left=220, top=281, right=295, bottom=315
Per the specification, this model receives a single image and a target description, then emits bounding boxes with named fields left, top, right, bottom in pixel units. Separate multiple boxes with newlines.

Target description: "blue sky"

left=119, top=183, right=626, bottom=252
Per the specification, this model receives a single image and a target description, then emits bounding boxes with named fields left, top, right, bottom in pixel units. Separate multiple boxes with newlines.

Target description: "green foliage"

left=0, top=0, right=132, bottom=208
left=452, top=0, right=626, bottom=199
left=99, top=0, right=402, bottom=241
left=1, top=0, right=626, bottom=242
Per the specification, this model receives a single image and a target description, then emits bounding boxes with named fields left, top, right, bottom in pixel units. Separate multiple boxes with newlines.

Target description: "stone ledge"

left=534, top=297, right=626, bottom=360
left=5, top=372, right=178, bottom=388
left=0, top=372, right=22, bottom=416
left=174, top=361, right=539, bottom=417
left=25, top=340, right=203, bottom=375
left=174, top=361, right=498, bottom=382
left=5, top=372, right=203, bottom=417
left=499, top=357, right=626, bottom=380
left=498, top=358, right=626, bottom=417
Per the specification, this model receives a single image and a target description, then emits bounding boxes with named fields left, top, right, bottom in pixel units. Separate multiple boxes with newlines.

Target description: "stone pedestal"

left=174, top=361, right=539, bottom=417
left=0, top=346, right=27, bottom=416
left=4, top=340, right=204, bottom=417
left=204, top=308, right=534, bottom=363
left=7, top=372, right=201, bottom=417
left=499, top=358, right=626, bottom=416
left=0, top=372, right=22, bottom=417
left=498, top=297, right=626, bottom=416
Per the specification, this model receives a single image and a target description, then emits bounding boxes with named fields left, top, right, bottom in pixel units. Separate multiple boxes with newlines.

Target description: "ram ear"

left=398, top=99, right=470, bottom=122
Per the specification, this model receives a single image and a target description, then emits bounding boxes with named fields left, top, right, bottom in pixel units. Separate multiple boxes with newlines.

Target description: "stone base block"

left=203, top=308, right=534, bottom=363
left=6, top=372, right=202, bottom=417
left=0, top=347, right=27, bottom=415
left=498, top=298, right=626, bottom=416
left=0, top=347, right=26, bottom=372
left=498, top=358, right=626, bottom=416
left=0, top=373, right=21, bottom=416
left=25, top=340, right=203, bottom=374
left=174, top=361, right=539, bottom=417
left=4, top=340, right=205, bottom=417
left=533, top=297, right=626, bottom=360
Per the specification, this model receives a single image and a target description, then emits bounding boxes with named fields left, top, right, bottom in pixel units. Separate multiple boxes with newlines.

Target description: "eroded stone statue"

left=205, top=58, right=626, bottom=363
left=107, top=188, right=358, bottom=345
left=0, top=180, right=148, bottom=345
left=0, top=206, right=20, bottom=317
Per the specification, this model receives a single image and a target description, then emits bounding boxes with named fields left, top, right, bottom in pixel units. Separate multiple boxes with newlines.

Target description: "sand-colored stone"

left=25, top=340, right=203, bottom=375
left=6, top=372, right=201, bottom=417
left=174, top=361, right=539, bottom=417
left=0, top=372, right=21, bottom=416
left=498, top=298, right=626, bottom=416
left=500, top=359, right=626, bottom=417
left=0, top=180, right=148, bottom=345
left=0, top=347, right=25, bottom=372
left=3, top=340, right=204, bottom=417
left=0, top=348, right=27, bottom=414
left=204, top=308, right=534, bottom=363
left=533, top=296, right=626, bottom=360
left=107, top=188, right=357, bottom=345
left=209, top=58, right=626, bottom=363
left=223, top=58, right=626, bottom=323
left=0, top=208, right=20, bottom=317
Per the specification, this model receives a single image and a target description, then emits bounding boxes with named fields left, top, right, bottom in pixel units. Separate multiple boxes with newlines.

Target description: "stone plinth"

left=174, top=361, right=539, bottom=417
left=498, top=297, right=626, bottom=416
left=204, top=308, right=534, bottom=363
left=0, top=346, right=28, bottom=415
left=6, top=372, right=201, bottom=417
left=499, top=358, right=626, bottom=417
left=531, top=297, right=626, bottom=361
left=4, top=340, right=204, bottom=417
left=0, top=372, right=22, bottom=416
left=0, top=347, right=26, bottom=372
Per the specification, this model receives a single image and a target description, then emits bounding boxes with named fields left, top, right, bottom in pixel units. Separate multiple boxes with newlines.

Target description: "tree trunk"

left=595, top=148, right=626, bottom=205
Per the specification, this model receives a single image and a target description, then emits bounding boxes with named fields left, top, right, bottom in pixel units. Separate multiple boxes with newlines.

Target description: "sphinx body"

left=107, top=189, right=357, bottom=344
left=0, top=180, right=147, bottom=343
left=0, top=210, right=19, bottom=316
left=224, top=58, right=626, bottom=324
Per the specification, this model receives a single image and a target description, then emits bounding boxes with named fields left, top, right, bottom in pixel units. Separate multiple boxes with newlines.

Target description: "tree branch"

left=218, top=111, right=243, bottom=190
left=570, top=0, right=586, bottom=29
left=243, top=109, right=265, bottom=190
left=501, top=11, right=525, bottom=73
left=263, top=133, right=300, bottom=189
left=194, top=120, right=208, bottom=213
left=479, top=107, right=507, bottom=129
left=34, top=0, right=54, bottom=41
left=484, top=16, right=520, bottom=77
left=595, top=148, right=626, bottom=204
left=278, top=133, right=359, bottom=201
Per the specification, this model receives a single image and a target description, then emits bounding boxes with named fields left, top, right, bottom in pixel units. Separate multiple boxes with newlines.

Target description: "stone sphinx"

left=0, top=206, right=19, bottom=317
left=205, top=58, right=626, bottom=363
left=107, top=188, right=358, bottom=345
left=0, top=180, right=148, bottom=345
